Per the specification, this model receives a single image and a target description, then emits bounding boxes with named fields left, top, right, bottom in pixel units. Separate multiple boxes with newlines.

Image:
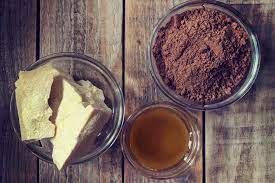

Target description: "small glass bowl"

left=10, top=52, right=125, bottom=165
left=148, top=0, right=261, bottom=110
left=121, top=102, right=201, bottom=179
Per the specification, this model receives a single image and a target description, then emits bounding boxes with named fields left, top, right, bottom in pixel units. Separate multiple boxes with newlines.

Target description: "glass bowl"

left=121, top=102, right=201, bottom=179
left=10, top=52, right=125, bottom=165
left=148, top=0, right=261, bottom=110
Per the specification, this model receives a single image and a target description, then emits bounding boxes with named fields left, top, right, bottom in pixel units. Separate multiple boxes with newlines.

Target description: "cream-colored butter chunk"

left=15, top=63, right=59, bottom=141
left=50, top=78, right=111, bottom=170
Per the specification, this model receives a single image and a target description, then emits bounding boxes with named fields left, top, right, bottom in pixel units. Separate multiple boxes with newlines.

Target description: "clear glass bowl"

left=10, top=52, right=125, bottom=165
left=121, top=102, right=201, bottom=179
left=148, top=0, right=261, bottom=110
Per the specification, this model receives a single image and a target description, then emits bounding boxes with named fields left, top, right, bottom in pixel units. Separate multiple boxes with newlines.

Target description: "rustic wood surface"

left=0, top=0, right=38, bottom=182
left=124, top=0, right=203, bottom=182
left=0, top=0, right=274, bottom=183
left=39, top=0, right=123, bottom=182
left=206, top=1, right=275, bottom=183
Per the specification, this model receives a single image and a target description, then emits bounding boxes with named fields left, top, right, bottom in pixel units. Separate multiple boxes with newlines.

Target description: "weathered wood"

left=39, top=0, right=123, bottom=182
left=0, top=0, right=38, bottom=182
left=206, top=2, right=275, bottom=183
left=124, top=0, right=202, bottom=182
left=2, top=0, right=274, bottom=182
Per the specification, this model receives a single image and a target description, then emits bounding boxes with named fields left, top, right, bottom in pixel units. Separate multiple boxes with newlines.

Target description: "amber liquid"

left=129, top=107, right=190, bottom=170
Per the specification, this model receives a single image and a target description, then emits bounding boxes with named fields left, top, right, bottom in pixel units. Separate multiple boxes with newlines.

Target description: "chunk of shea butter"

left=49, top=77, right=111, bottom=170
left=15, top=63, right=59, bottom=141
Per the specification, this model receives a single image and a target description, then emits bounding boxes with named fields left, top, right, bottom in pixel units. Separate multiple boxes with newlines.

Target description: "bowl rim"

left=10, top=52, right=125, bottom=165
left=148, top=0, right=261, bottom=111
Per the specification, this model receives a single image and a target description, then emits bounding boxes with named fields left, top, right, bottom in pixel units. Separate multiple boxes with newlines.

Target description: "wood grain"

left=39, top=0, right=122, bottom=182
left=2, top=0, right=274, bottom=182
left=206, top=2, right=275, bottom=183
left=0, top=0, right=38, bottom=182
left=124, top=0, right=202, bottom=182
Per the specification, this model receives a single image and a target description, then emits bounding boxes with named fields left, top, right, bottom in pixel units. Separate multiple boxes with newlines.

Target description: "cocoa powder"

left=153, top=8, right=251, bottom=104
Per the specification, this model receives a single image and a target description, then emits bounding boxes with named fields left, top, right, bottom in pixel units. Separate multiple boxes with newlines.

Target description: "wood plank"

left=124, top=0, right=202, bottom=182
left=0, top=0, right=38, bottom=182
left=225, top=0, right=273, bottom=4
left=39, top=0, right=123, bottom=182
left=206, top=2, right=275, bottom=183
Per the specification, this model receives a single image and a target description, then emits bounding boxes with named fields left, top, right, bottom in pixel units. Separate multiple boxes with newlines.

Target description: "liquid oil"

left=129, top=107, right=190, bottom=170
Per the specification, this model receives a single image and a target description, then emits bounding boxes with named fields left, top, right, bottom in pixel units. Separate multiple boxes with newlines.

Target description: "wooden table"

left=0, top=0, right=274, bottom=182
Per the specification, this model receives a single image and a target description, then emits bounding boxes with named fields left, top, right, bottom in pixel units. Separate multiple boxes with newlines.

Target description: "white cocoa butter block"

left=15, top=63, right=60, bottom=141
left=50, top=78, right=111, bottom=170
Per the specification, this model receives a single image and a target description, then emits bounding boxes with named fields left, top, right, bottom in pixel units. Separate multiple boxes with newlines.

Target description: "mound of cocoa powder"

left=153, top=8, right=251, bottom=104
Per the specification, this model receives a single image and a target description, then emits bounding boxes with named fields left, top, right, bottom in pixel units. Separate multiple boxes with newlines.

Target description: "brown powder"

left=153, top=8, right=251, bottom=104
